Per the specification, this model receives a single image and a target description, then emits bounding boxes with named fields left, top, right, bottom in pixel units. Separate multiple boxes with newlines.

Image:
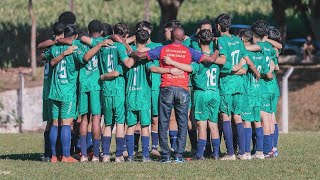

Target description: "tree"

left=28, top=0, right=37, bottom=79
left=144, top=0, right=150, bottom=21
left=157, top=0, right=184, bottom=41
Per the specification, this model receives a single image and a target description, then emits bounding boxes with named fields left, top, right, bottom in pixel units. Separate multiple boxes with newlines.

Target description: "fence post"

left=18, top=73, right=24, bottom=133
left=281, top=67, right=294, bottom=134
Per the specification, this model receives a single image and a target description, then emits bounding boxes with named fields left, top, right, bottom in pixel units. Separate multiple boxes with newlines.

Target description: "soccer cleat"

left=41, top=156, right=51, bottom=162
left=253, top=154, right=265, bottom=160
left=123, top=150, right=128, bottom=158
left=150, top=149, right=161, bottom=157
left=159, top=157, right=171, bottom=163
left=80, top=156, right=88, bottom=162
left=91, top=156, right=100, bottom=162
left=125, top=157, right=134, bottom=162
left=61, top=156, right=78, bottom=163
left=237, top=154, right=248, bottom=160
left=211, top=156, right=220, bottom=160
left=142, top=157, right=152, bottom=162
left=221, top=155, right=236, bottom=161
left=115, top=156, right=125, bottom=163
left=51, top=156, right=58, bottom=163
left=272, top=149, right=279, bottom=158
left=174, top=157, right=185, bottom=163
left=102, top=155, right=110, bottom=163
left=246, top=155, right=252, bottom=160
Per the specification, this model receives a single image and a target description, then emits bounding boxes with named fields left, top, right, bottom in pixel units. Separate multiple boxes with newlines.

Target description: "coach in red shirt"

left=131, top=27, right=226, bottom=162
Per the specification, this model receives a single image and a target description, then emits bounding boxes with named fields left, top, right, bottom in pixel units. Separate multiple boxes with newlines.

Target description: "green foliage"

left=0, top=133, right=319, bottom=179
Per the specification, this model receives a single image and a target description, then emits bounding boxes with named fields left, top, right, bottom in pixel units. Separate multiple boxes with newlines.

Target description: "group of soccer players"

left=39, top=11, right=282, bottom=163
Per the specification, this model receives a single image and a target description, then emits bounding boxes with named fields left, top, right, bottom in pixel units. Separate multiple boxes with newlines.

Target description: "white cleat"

left=221, top=154, right=236, bottom=161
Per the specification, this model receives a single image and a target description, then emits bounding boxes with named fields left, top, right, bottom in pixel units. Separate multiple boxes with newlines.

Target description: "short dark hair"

left=197, top=19, right=211, bottom=29
left=64, top=24, right=78, bottom=38
left=198, top=29, right=213, bottom=45
left=102, top=23, right=113, bottom=37
left=164, top=19, right=182, bottom=29
left=52, top=22, right=65, bottom=36
left=135, top=29, right=150, bottom=44
left=136, top=21, right=153, bottom=32
left=251, top=19, right=270, bottom=38
left=215, top=14, right=231, bottom=32
left=240, top=29, right=253, bottom=43
left=58, top=11, right=76, bottom=26
left=113, top=23, right=130, bottom=38
left=88, top=20, right=103, bottom=34
left=268, top=28, right=281, bottom=42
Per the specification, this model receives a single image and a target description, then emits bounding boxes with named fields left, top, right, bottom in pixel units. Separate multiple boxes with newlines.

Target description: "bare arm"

left=122, top=58, right=135, bottom=68
left=245, top=44, right=261, bottom=52
left=81, top=36, right=92, bottom=45
left=201, top=52, right=226, bottom=65
left=244, top=56, right=260, bottom=79
left=126, top=35, right=136, bottom=44
left=149, top=67, right=184, bottom=75
left=163, top=56, right=193, bottom=72
left=50, top=46, right=77, bottom=66
left=110, top=34, right=132, bottom=52
left=100, top=71, right=120, bottom=80
left=83, top=39, right=114, bottom=62
left=131, top=51, right=148, bottom=60
left=233, top=68, right=248, bottom=75
left=37, top=39, right=56, bottom=49
left=57, top=38, right=73, bottom=45
left=265, top=38, right=282, bottom=49
left=232, top=58, right=246, bottom=72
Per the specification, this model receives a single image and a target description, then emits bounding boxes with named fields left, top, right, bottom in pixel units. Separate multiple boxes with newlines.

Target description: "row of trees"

left=28, top=0, right=320, bottom=78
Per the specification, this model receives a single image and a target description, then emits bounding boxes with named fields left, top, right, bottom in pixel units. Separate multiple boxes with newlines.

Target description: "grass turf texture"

left=0, top=133, right=319, bottom=179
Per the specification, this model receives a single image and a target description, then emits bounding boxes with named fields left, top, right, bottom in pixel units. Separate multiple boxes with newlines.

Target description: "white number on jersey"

left=206, top=68, right=217, bottom=87
left=133, top=67, right=138, bottom=86
left=58, top=59, right=67, bottom=79
left=107, top=54, right=114, bottom=72
left=87, top=56, right=98, bottom=71
left=231, top=50, right=240, bottom=65
left=266, top=56, right=270, bottom=68
left=44, top=62, right=50, bottom=76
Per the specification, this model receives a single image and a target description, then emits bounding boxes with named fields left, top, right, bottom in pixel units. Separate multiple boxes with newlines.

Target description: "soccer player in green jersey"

left=239, top=29, right=273, bottom=160
left=214, top=14, right=260, bottom=160
left=45, top=25, right=82, bottom=163
left=38, top=22, right=65, bottom=162
left=83, top=23, right=133, bottom=163
left=190, top=19, right=215, bottom=52
left=245, top=20, right=277, bottom=157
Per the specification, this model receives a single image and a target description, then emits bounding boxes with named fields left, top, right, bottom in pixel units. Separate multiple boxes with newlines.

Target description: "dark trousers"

left=158, top=86, right=189, bottom=158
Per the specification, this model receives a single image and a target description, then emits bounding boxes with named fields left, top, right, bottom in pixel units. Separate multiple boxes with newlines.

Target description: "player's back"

left=217, top=34, right=246, bottom=95
left=147, top=41, right=162, bottom=90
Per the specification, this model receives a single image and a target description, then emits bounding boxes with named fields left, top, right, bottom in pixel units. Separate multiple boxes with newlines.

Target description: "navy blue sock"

left=86, top=132, right=93, bottom=151
left=44, top=131, right=51, bottom=157
left=134, top=132, right=140, bottom=152
left=93, top=139, right=100, bottom=157
left=274, top=124, right=279, bottom=148
left=61, top=125, right=71, bottom=157
left=270, top=133, right=274, bottom=147
left=188, top=130, right=198, bottom=151
left=49, top=126, right=58, bottom=157
left=169, top=130, right=178, bottom=151
left=123, top=135, right=127, bottom=151
left=263, top=135, right=271, bottom=155
left=151, top=132, right=158, bottom=150
left=141, top=136, right=150, bottom=158
left=223, top=121, right=234, bottom=155
left=236, top=123, right=245, bottom=155
left=125, top=135, right=134, bottom=158
left=255, top=127, right=264, bottom=152
left=116, top=137, right=125, bottom=157
left=80, top=135, right=87, bottom=156
left=212, top=138, right=220, bottom=158
left=102, top=136, right=111, bottom=156
left=196, top=139, right=206, bottom=158
left=244, top=128, right=252, bottom=153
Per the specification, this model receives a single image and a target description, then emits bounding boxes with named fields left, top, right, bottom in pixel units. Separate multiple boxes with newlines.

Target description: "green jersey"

left=243, top=50, right=270, bottom=95
left=92, top=38, right=129, bottom=97
left=217, top=34, right=247, bottom=95
left=43, top=50, right=53, bottom=100
left=146, top=42, right=162, bottom=90
left=72, top=39, right=100, bottom=93
left=257, top=41, right=277, bottom=94
left=124, top=58, right=152, bottom=111
left=46, top=44, right=83, bottom=102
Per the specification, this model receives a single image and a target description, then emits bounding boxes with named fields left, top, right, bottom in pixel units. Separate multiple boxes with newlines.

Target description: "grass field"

left=0, top=133, right=319, bottom=179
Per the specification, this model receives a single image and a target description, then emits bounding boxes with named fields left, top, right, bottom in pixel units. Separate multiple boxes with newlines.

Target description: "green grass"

left=0, top=133, right=319, bottom=179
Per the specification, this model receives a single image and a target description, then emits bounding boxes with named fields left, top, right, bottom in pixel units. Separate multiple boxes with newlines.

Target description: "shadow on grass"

left=0, top=153, right=43, bottom=161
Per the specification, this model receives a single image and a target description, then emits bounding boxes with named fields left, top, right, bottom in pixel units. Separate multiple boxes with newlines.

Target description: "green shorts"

left=151, top=90, right=159, bottom=116
left=102, top=96, right=125, bottom=126
left=193, top=90, right=220, bottom=123
left=260, top=94, right=272, bottom=113
left=219, top=93, right=243, bottom=116
left=271, top=94, right=279, bottom=114
left=78, top=91, right=101, bottom=115
left=241, top=94, right=261, bottom=122
left=126, top=109, right=151, bottom=127
left=42, top=99, right=52, bottom=122
left=51, top=100, right=77, bottom=120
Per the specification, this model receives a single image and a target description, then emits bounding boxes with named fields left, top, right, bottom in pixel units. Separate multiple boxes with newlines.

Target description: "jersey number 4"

left=206, top=68, right=217, bottom=87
